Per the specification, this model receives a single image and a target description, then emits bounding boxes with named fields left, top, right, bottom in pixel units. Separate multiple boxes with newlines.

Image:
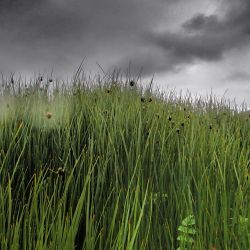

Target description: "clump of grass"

left=0, top=71, right=249, bottom=249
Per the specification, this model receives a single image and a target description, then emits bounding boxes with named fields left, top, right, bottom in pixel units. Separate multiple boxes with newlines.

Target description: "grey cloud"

left=152, top=32, right=226, bottom=61
left=0, top=0, right=172, bottom=45
left=1, top=0, right=250, bottom=81
left=157, top=0, right=249, bottom=65
left=226, top=71, right=250, bottom=82
left=181, top=14, right=223, bottom=33
left=186, top=0, right=250, bottom=35
left=0, top=0, right=173, bottom=75
left=107, top=47, right=182, bottom=77
left=114, top=0, right=250, bottom=77
left=176, top=0, right=250, bottom=52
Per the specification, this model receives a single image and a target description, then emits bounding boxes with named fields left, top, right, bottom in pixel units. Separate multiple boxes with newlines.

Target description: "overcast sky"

left=0, top=0, right=249, bottom=107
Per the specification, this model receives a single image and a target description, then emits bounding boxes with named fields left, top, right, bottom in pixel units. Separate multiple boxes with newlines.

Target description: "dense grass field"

left=0, top=75, right=249, bottom=249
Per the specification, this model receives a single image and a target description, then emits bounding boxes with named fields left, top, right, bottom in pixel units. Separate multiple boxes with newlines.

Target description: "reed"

left=0, top=74, right=249, bottom=249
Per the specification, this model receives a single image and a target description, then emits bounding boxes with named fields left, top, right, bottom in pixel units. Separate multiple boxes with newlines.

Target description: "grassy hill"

left=0, top=77, right=249, bottom=249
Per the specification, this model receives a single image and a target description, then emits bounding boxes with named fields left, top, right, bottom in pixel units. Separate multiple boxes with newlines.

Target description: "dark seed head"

left=181, top=122, right=185, bottom=127
left=209, top=125, right=212, bottom=130
left=149, top=97, right=152, bottom=102
left=183, top=108, right=186, bottom=111
left=49, top=78, right=53, bottom=83
left=168, top=116, right=172, bottom=121
left=106, top=89, right=111, bottom=94
left=39, top=76, right=43, bottom=82
left=129, top=80, right=135, bottom=87
left=57, top=167, right=65, bottom=177
left=141, top=97, right=145, bottom=103
left=176, top=128, right=180, bottom=133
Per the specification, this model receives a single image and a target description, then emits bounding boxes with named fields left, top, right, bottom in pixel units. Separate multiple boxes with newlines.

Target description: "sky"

left=0, top=0, right=250, bottom=108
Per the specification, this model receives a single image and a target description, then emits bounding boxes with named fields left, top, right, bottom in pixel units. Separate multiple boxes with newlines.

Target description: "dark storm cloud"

left=157, top=0, right=250, bottom=64
left=1, top=0, right=153, bottom=42
left=182, top=14, right=221, bottom=32
left=0, top=0, right=177, bottom=76
left=114, top=0, right=250, bottom=76
left=1, top=0, right=250, bottom=79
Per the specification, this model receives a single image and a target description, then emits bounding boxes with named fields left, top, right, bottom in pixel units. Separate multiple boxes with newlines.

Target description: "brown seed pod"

left=46, top=112, right=53, bottom=119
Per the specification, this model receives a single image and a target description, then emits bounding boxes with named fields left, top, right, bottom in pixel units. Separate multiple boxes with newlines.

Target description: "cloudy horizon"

left=0, top=0, right=249, bottom=107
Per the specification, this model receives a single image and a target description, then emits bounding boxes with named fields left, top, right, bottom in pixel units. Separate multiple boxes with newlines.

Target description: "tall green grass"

left=0, top=74, right=249, bottom=249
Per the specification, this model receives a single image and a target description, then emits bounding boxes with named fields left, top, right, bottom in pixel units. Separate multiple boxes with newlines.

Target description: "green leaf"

left=178, top=225, right=196, bottom=235
left=177, top=235, right=194, bottom=243
left=181, top=215, right=195, bottom=226
left=239, top=216, right=249, bottom=224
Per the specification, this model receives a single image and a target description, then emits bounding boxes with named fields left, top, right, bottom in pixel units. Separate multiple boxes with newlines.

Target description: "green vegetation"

left=177, top=214, right=196, bottom=250
left=0, top=74, right=249, bottom=249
